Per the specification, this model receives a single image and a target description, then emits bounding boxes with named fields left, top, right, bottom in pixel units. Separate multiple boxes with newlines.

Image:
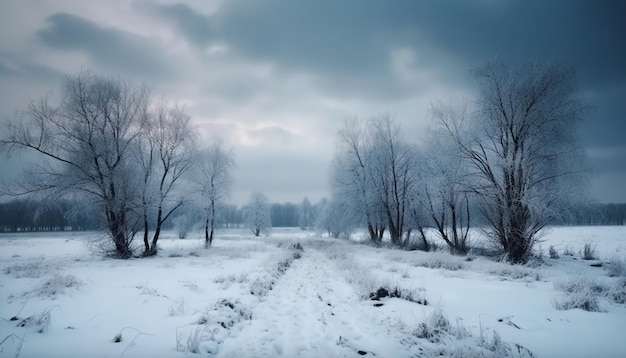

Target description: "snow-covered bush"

left=484, top=263, right=541, bottom=281
left=581, top=243, right=598, bottom=260
left=610, top=278, right=626, bottom=305
left=176, top=325, right=210, bottom=354
left=413, top=307, right=534, bottom=357
left=172, top=213, right=197, bottom=240
left=413, top=251, right=466, bottom=271
left=552, top=277, right=607, bottom=312
left=415, top=307, right=465, bottom=343
left=178, top=298, right=252, bottom=354
left=214, top=273, right=249, bottom=289
left=549, top=246, right=559, bottom=259
left=606, top=257, right=626, bottom=278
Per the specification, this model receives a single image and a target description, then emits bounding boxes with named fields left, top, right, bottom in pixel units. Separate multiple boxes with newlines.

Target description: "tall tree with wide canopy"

left=436, top=59, right=588, bottom=263
left=1, top=71, right=150, bottom=257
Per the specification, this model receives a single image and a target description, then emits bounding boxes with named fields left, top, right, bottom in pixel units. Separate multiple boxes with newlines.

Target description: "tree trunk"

left=204, top=215, right=210, bottom=247
left=148, top=205, right=163, bottom=256
left=209, top=200, right=216, bottom=246
left=142, top=215, right=149, bottom=253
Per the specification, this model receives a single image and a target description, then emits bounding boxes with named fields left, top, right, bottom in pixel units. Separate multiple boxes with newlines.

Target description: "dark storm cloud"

left=211, top=0, right=626, bottom=88
left=37, top=12, right=174, bottom=78
left=139, top=1, right=213, bottom=47
left=149, top=0, right=626, bottom=101
left=141, top=0, right=625, bottom=201
left=143, top=0, right=447, bottom=101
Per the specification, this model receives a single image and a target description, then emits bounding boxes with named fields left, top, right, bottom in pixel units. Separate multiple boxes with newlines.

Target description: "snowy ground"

left=1, top=226, right=625, bottom=357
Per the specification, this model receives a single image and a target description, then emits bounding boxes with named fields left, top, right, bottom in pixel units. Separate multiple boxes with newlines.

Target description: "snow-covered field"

left=1, top=226, right=625, bottom=357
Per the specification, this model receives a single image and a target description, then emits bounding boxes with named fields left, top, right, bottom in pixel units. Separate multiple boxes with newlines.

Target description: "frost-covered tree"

left=136, top=101, right=196, bottom=255
left=243, top=192, right=271, bottom=237
left=368, top=116, right=416, bottom=245
left=172, top=203, right=202, bottom=239
left=194, top=139, right=235, bottom=247
left=331, top=115, right=415, bottom=245
left=0, top=71, right=150, bottom=258
left=316, top=198, right=354, bottom=238
left=331, top=117, right=385, bottom=242
left=436, top=59, right=587, bottom=263
left=299, top=197, right=314, bottom=230
left=419, top=134, right=471, bottom=254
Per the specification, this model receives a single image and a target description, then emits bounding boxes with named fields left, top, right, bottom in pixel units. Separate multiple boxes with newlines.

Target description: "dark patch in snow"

left=370, top=287, right=428, bottom=305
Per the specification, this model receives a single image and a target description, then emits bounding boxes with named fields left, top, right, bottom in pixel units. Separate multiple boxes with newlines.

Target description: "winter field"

left=1, top=227, right=625, bottom=358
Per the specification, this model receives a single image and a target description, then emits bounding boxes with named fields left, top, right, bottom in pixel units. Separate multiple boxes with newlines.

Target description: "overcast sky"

left=1, top=0, right=625, bottom=205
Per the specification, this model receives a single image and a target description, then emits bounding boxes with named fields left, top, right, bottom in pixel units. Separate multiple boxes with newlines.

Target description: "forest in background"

left=1, top=198, right=623, bottom=233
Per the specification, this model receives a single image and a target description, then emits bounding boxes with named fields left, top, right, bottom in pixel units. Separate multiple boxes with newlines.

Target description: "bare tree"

left=243, top=191, right=271, bottom=237
left=0, top=71, right=150, bottom=257
left=420, top=134, right=471, bottom=254
left=140, top=102, right=195, bottom=255
left=331, top=115, right=415, bottom=245
left=331, top=118, right=385, bottom=242
left=436, top=59, right=587, bottom=263
left=194, top=138, right=235, bottom=247
left=316, top=198, right=354, bottom=238
left=369, top=115, right=416, bottom=245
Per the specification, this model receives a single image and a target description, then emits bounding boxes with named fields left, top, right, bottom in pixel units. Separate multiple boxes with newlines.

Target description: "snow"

left=1, top=226, right=625, bottom=357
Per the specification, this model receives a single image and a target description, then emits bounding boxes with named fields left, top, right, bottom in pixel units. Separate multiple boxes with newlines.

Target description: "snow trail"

left=218, top=245, right=411, bottom=357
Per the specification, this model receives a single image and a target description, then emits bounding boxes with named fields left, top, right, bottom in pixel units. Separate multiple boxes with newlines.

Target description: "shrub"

left=610, top=278, right=626, bottom=304
left=549, top=246, right=559, bottom=259
left=413, top=251, right=466, bottom=271
left=413, top=307, right=535, bottom=357
left=415, top=307, right=459, bottom=343
left=552, top=278, right=607, bottom=312
left=606, top=257, right=626, bottom=278
left=581, top=243, right=598, bottom=260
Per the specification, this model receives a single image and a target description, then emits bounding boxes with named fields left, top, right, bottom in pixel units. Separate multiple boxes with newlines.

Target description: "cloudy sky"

left=0, top=0, right=624, bottom=205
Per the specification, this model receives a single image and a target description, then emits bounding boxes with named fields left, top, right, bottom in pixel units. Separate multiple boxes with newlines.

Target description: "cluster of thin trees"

left=0, top=71, right=235, bottom=257
left=328, top=60, right=588, bottom=263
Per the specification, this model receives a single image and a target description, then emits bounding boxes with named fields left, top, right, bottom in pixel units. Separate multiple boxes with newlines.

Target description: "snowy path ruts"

left=218, top=246, right=411, bottom=357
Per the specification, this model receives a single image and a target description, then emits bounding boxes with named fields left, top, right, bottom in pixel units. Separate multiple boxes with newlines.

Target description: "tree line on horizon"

left=1, top=196, right=624, bottom=234
left=0, top=197, right=332, bottom=233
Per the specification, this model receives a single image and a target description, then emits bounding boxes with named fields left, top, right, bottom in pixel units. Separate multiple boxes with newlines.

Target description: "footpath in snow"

left=218, top=246, right=411, bottom=357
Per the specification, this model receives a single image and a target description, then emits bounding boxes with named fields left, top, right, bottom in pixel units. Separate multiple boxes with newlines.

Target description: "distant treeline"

left=0, top=199, right=320, bottom=233
left=0, top=199, right=101, bottom=232
left=560, top=203, right=626, bottom=226
left=1, top=199, right=622, bottom=233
